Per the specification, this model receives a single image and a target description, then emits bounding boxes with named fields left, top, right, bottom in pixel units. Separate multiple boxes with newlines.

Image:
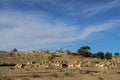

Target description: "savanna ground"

left=0, top=51, right=120, bottom=80
left=0, top=65, right=120, bottom=80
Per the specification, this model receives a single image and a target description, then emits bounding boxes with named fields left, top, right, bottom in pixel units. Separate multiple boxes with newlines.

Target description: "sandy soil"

left=0, top=66, right=119, bottom=80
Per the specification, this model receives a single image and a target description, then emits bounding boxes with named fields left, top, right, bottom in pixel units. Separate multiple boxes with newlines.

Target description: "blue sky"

left=0, top=0, right=120, bottom=53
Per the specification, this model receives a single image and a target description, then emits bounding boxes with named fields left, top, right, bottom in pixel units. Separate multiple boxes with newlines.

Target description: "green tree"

left=114, top=52, right=119, bottom=56
left=105, top=52, right=112, bottom=60
left=11, top=48, right=18, bottom=52
left=65, top=50, right=71, bottom=55
left=56, top=48, right=64, bottom=53
left=78, top=46, right=91, bottom=57
left=95, top=51, right=104, bottom=59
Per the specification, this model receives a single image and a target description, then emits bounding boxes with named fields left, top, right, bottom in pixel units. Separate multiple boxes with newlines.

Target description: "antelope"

left=51, top=61, right=62, bottom=69
left=68, top=61, right=75, bottom=70
left=95, top=62, right=108, bottom=73
left=26, top=61, right=33, bottom=66
left=40, top=61, right=51, bottom=68
left=74, top=61, right=82, bottom=70
left=106, top=60, right=118, bottom=69
left=11, top=63, right=24, bottom=70
left=67, top=60, right=82, bottom=70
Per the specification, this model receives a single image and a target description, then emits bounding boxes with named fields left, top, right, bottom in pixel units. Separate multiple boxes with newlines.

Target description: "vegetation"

left=65, top=50, right=71, bottom=55
left=64, top=72, right=73, bottom=77
left=56, top=48, right=64, bottom=53
left=95, top=51, right=104, bottom=59
left=78, top=46, right=92, bottom=57
left=31, top=74, right=41, bottom=78
left=51, top=73, right=58, bottom=77
left=77, top=46, right=116, bottom=59
left=105, top=52, right=112, bottom=60
left=0, top=46, right=119, bottom=80
left=48, top=54, right=55, bottom=61
left=0, top=45, right=119, bottom=61
left=11, top=48, right=18, bottom=52
left=114, top=52, right=119, bottom=56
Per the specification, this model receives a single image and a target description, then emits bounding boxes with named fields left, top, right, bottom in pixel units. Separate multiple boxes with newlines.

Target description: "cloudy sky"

left=0, top=0, right=120, bottom=53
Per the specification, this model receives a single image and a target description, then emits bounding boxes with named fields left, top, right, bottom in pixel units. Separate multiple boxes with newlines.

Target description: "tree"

left=11, top=48, right=18, bottom=52
left=105, top=52, right=112, bottom=60
left=95, top=51, right=104, bottom=59
left=80, top=46, right=91, bottom=51
left=56, top=48, right=64, bottom=53
left=65, top=50, right=71, bottom=55
left=114, top=52, right=119, bottom=56
left=78, top=46, right=91, bottom=57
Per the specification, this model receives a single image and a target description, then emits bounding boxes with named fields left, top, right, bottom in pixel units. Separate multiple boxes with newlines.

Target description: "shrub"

left=11, top=48, right=18, bottom=52
left=48, top=54, right=55, bottom=61
left=95, top=51, right=104, bottom=59
left=114, top=52, right=119, bottom=56
left=31, top=74, right=40, bottom=78
left=51, top=73, right=58, bottom=77
left=65, top=50, right=71, bottom=55
left=77, top=46, right=91, bottom=57
left=1, top=77, right=13, bottom=80
left=64, top=72, right=73, bottom=77
left=105, top=52, right=112, bottom=60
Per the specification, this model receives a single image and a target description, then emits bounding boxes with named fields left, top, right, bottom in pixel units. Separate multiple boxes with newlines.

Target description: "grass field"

left=0, top=51, right=120, bottom=80
left=0, top=65, right=120, bottom=80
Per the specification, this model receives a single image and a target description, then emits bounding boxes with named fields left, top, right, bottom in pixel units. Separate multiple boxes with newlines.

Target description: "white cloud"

left=53, top=0, right=120, bottom=17
left=0, top=10, right=119, bottom=51
left=81, top=0, right=120, bottom=16
left=80, top=23, right=114, bottom=39
left=0, top=0, right=119, bottom=17
left=0, top=11, right=79, bottom=50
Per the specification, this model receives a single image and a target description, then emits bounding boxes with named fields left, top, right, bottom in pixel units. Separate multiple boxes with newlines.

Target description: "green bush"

left=105, top=52, right=112, bottom=60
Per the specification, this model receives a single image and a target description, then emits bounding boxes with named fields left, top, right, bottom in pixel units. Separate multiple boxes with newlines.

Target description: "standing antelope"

left=11, top=63, right=24, bottom=70
left=67, top=61, right=82, bottom=70
left=51, top=61, right=62, bottom=69
left=40, top=61, right=51, bottom=68
left=95, top=62, right=108, bottom=73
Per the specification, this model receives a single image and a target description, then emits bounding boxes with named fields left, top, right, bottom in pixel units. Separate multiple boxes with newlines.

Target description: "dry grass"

left=0, top=51, right=120, bottom=80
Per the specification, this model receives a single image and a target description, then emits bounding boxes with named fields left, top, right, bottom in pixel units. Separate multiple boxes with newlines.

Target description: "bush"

left=31, top=74, right=40, bottom=78
left=95, top=51, right=104, bottom=59
left=77, top=46, right=91, bottom=57
left=11, top=48, right=18, bottom=52
left=64, top=72, right=73, bottom=77
left=48, top=54, right=55, bottom=61
left=65, top=50, right=71, bottom=55
left=114, top=52, right=119, bottom=56
left=105, top=52, right=112, bottom=60
left=1, top=77, right=13, bottom=80
left=51, top=73, right=58, bottom=77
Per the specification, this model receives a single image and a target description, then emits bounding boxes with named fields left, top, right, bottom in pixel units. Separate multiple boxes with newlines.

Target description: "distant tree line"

left=77, top=46, right=119, bottom=60
left=1, top=47, right=119, bottom=60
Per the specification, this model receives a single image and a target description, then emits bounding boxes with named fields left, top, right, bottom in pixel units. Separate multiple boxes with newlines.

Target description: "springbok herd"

left=11, top=59, right=120, bottom=73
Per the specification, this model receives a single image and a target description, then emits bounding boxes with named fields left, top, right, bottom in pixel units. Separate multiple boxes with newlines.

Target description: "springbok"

left=26, top=61, right=33, bottom=66
left=74, top=61, right=82, bottom=70
left=51, top=61, right=62, bottom=69
left=68, top=61, right=75, bottom=70
left=95, top=62, right=108, bottom=73
left=40, top=61, right=51, bottom=68
left=67, top=60, right=82, bottom=70
left=11, top=63, right=23, bottom=70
